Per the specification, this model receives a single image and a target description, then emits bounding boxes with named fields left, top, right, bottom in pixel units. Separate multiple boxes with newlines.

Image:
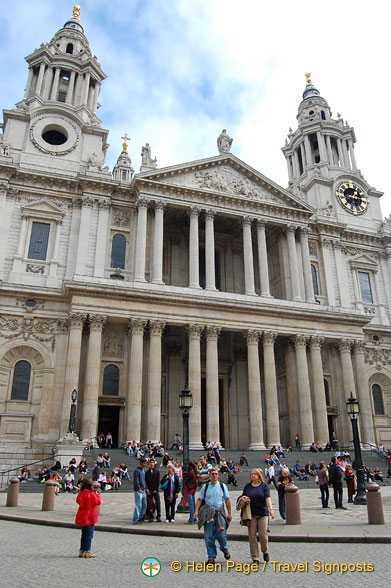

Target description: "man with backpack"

left=328, top=456, right=347, bottom=509
left=193, top=468, right=232, bottom=564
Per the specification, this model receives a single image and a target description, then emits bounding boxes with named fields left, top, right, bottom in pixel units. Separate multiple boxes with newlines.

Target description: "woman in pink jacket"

left=75, top=478, right=101, bottom=558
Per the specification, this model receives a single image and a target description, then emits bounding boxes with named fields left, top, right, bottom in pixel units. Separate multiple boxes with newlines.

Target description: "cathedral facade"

left=1, top=8, right=391, bottom=460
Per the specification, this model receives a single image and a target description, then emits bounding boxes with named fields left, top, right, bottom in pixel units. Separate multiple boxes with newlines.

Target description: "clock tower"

left=282, top=74, right=383, bottom=228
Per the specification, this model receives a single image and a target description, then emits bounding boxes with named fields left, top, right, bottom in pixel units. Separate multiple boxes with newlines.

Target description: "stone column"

left=126, top=318, right=147, bottom=442
left=325, top=135, right=333, bottom=165
left=300, top=226, right=315, bottom=302
left=205, top=209, right=216, bottom=290
left=242, top=216, right=256, bottom=296
left=304, top=135, right=312, bottom=167
left=92, top=81, right=100, bottom=113
left=309, top=336, right=329, bottom=445
left=342, top=140, right=351, bottom=170
left=51, top=220, right=62, bottom=262
left=286, top=225, right=301, bottom=301
left=334, top=241, right=350, bottom=308
left=321, top=238, right=336, bottom=306
left=146, top=320, right=166, bottom=442
left=81, top=315, right=106, bottom=440
left=24, top=67, right=34, bottom=99
left=206, top=325, right=221, bottom=443
left=294, top=335, right=314, bottom=447
left=353, top=340, right=376, bottom=446
left=50, top=67, right=61, bottom=100
left=337, top=138, right=346, bottom=167
left=60, top=313, right=87, bottom=438
left=66, top=70, right=76, bottom=104
left=338, top=339, right=357, bottom=443
left=75, top=197, right=93, bottom=276
left=348, top=139, right=357, bottom=169
left=263, top=331, right=280, bottom=446
left=317, top=131, right=327, bottom=162
left=285, top=341, right=299, bottom=442
left=187, top=324, right=204, bottom=449
left=16, top=214, right=28, bottom=257
left=35, top=63, right=46, bottom=96
left=256, top=219, right=271, bottom=297
left=152, top=201, right=166, bottom=284
left=81, top=72, right=91, bottom=105
left=93, top=200, right=111, bottom=278
left=294, top=150, right=300, bottom=177
left=246, top=330, right=265, bottom=450
left=188, top=207, right=201, bottom=288
left=134, top=197, right=148, bottom=282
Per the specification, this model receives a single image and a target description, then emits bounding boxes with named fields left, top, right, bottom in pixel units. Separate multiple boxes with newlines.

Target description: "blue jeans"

left=80, top=525, right=94, bottom=553
left=204, top=517, right=228, bottom=560
left=133, top=490, right=147, bottom=523
left=187, top=493, right=195, bottom=523
left=278, top=493, right=286, bottom=519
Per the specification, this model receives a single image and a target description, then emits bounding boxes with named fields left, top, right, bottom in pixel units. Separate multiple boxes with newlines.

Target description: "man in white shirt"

left=194, top=468, right=232, bottom=564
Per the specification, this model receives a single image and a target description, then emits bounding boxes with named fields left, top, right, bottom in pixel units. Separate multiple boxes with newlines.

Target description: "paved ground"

left=1, top=519, right=390, bottom=588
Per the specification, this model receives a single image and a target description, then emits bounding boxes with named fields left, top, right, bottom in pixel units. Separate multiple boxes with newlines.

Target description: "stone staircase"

left=15, top=446, right=390, bottom=493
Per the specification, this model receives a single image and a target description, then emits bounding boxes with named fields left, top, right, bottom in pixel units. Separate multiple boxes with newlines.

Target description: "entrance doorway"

left=98, top=406, right=120, bottom=447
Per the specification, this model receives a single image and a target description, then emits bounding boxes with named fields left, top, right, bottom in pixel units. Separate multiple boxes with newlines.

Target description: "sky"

left=1, top=0, right=390, bottom=216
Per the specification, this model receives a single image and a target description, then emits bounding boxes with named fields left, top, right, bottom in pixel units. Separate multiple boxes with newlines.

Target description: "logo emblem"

left=141, top=557, right=161, bottom=577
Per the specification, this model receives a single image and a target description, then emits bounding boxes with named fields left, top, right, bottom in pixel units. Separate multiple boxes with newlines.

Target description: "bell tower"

left=1, top=5, right=109, bottom=174
left=282, top=74, right=383, bottom=225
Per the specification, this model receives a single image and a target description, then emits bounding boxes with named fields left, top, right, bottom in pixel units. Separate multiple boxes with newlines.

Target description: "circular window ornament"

left=30, top=115, right=80, bottom=155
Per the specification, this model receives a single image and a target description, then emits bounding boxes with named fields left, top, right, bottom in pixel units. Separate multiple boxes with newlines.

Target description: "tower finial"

left=121, top=133, right=131, bottom=153
left=72, top=5, right=81, bottom=20
left=305, top=72, right=312, bottom=86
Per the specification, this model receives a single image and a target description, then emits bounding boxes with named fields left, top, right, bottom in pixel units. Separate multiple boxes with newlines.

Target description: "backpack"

left=200, top=480, right=225, bottom=506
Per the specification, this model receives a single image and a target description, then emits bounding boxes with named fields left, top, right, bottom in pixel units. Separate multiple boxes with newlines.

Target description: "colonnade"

left=133, top=197, right=315, bottom=302
left=60, top=312, right=376, bottom=448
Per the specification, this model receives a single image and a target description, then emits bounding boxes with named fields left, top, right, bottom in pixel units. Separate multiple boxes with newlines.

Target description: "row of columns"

left=134, top=197, right=315, bottom=302
left=25, top=64, right=99, bottom=112
left=60, top=313, right=376, bottom=448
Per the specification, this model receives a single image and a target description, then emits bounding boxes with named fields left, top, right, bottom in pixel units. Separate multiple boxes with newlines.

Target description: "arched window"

left=66, top=43, right=74, bottom=54
left=311, top=264, right=319, bottom=296
left=110, top=234, right=126, bottom=269
left=11, top=360, right=31, bottom=401
left=324, top=379, right=330, bottom=406
left=102, top=365, right=119, bottom=396
left=372, top=384, right=385, bottom=415
left=321, top=111, right=326, bottom=120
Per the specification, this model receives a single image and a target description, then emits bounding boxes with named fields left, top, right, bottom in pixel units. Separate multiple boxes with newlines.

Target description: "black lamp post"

left=68, top=388, right=78, bottom=434
left=176, top=385, right=193, bottom=513
left=346, top=392, right=367, bottom=505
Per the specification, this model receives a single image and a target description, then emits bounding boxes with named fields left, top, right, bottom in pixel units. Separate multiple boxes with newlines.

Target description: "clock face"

left=335, top=182, right=368, bottom=215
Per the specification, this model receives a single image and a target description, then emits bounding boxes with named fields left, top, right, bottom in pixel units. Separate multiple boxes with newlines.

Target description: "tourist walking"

left=133, top=457, right=147, bottom=524
left=316, top=460, right=329, bottom=508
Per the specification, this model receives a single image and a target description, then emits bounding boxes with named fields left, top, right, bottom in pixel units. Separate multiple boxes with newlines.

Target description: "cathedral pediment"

left=137, top=154, right=313, bottom=213
left=348, top=253, right=378, bottom=268
left=21, top=199, right=65, bottom=220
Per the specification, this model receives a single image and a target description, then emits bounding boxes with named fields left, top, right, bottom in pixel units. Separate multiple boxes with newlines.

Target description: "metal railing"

left=0, top=452, right=55, bottom=490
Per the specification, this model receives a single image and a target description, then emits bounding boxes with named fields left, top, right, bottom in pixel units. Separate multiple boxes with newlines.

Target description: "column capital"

left=286, top=224, right=298, bottom=235
left=205, top=325, right=221, bottom=340
left=149, top=319, right=166, bottom=336
left=136, top=196, right=149, bottom=209
left=99, top=199, right=111, bottom=211
left=242, top=215, right=254, bottom=227
left=245, top=329, right=261, bottom=345
left=300, top=225, right=310, bottom=236
left=339, top=338, right=353, bottom=353
left=68, top=312, right=87, bottom=329
left=353, top=339, right=366, bottom=353
left=186, top=323, right=204, bottom=339
left=188, top=206, right=202, bottom=218
left=205, top=208, right=216, bottom=221
left=128, top=317, right=148, bottom=336
left=256, top=218, right=267, bottom=229
left=263, top=331, right=278, bottom=345
left=88, top=314, right=107, bottom=331
left=309, top=335, right=324, bottom=349
left=154, top=200, right=167, bottom=212
left=293, top=334, right=309, bottom=348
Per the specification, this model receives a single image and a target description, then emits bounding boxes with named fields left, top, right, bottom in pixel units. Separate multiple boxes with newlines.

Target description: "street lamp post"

left=176, top=385, right=193, bottom=513
left=346, top=392, right=367, bottom=505
left=68, top=388, right=78, bottom=434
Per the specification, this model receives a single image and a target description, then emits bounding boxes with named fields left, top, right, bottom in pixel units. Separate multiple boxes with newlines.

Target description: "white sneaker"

left=165, top=519, right=169, bottom=523
left=170, top=519, right=175, bottom=523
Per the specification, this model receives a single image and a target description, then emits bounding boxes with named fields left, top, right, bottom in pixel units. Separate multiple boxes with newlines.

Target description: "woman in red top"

left=75, top=478, right=101, bottom=558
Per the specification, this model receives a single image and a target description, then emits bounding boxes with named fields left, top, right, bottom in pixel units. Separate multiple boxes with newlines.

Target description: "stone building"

left=1, top=8, right=391, bottom=461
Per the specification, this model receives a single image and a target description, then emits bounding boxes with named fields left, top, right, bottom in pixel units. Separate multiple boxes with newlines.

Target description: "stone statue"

left=140, top=143, right=157, bottom=169
left=0, top=141, right=10, bottom=156
left=217, top=129, right=233, bottom=154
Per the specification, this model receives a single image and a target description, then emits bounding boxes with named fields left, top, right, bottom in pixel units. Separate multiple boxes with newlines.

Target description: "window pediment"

left=21, top=199, right=65, bottom=222
left=349, top=254, right=378, bottom=271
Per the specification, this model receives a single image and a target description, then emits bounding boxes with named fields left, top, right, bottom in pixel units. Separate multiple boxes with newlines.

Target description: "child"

left=75, top=478, right=101, bottom=558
